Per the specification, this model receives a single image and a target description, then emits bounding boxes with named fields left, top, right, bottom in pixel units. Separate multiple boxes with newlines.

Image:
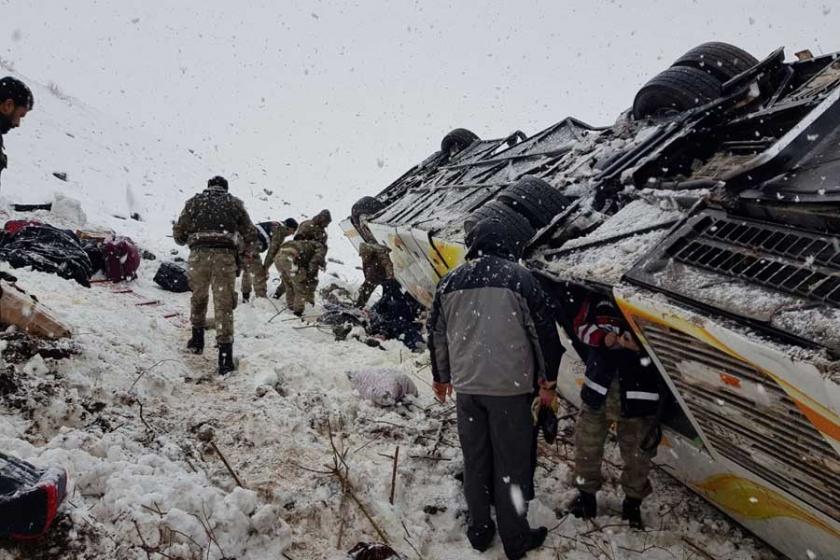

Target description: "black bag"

left=153, top=261, right=190, bottom=293
left=0, top=224, right=93, bottom=287
left=0, top=452, right=67, bottom=539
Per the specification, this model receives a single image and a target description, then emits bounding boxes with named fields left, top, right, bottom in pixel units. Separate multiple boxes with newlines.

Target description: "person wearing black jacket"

left=0, top=77, right=34, bottom=191
left=567, top=295, right=662, bottom=528
left=428, top=219, right=563, bottom=560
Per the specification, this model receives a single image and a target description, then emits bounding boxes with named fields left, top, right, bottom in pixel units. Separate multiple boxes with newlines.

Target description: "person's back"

left=291, top=209, right=332, bottom=307
left=428, top=219, right=561, bottom=560
left=429, top=221, right=562, bottom=397
left=173, top=176, right=255, bottom=374
left=173, top=184, right=253, bottom=250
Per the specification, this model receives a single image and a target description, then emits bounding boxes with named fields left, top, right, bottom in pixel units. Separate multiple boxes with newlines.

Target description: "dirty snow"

left=0, top=258, right=780, bottom=559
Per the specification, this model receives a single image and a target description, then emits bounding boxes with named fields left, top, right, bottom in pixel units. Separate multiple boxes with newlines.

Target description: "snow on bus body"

left=528, top=194, right=840, bottom=560
left=613, top=289, right=840, bottom=560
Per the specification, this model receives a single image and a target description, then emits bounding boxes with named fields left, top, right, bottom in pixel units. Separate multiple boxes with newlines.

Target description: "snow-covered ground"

left=0, top=256, right=780, bottom=560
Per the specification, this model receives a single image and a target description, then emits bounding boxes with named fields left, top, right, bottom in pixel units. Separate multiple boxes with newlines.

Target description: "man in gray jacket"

left=428, top=219, right=563, bottom=560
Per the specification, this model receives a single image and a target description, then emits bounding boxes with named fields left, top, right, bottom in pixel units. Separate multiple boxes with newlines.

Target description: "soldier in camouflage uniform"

left=355, top=240, right=393, bottom=307
left=274, top=209, right=331, bottom=316
left=241, top=219, right=298, bottom=301
left=262, top=218, right=299, bottom=300
left=567, top=295, right=662, bottom=529
left=0, top=77, right=34, bottom=191
left=173, top=176, right=256, bottom=374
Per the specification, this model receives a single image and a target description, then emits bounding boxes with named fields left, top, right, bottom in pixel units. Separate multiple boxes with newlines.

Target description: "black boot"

left=568, top=491, right=597, bottom=519
left=186, top=327, right=204, bottom=354
left=466, top=520, right=495, bottom=552
left=505, top=527, right=548, bottom=560
left=622, top=497, right=644, bottom=529
left=242, top=291, right=250, bottom=302
left=218, top=342, right=235, bottom=375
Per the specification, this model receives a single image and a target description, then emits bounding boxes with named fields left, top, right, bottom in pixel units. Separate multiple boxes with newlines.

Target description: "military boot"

left=242, top=291, right=250, bottom=302
left=218, top=343, right=235, bottom=375
left=569, top=491, right=597, bottom=519
left=622, top=497, right=644, bottom=529
left=186, top=327, right=204, bottom=354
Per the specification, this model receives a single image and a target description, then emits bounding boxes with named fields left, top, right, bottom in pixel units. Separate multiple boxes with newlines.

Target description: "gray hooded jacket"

left=428, top=220, right=563, bottom=396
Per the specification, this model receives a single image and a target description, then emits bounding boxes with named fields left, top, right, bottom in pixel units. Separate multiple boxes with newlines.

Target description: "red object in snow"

left=0, top=451, right=68, bottom=540
left=101, top=236, right=141, bottom=282
left=3, top=219, right=42, bottom=236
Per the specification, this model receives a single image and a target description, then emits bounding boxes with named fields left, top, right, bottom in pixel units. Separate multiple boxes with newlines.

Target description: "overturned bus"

left=341, top=43, right=840, bottom=559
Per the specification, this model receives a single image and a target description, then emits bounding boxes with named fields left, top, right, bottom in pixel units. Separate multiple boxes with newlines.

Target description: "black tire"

left=672, top=42, right=759, bottom=82
left=497, top=176, right=572, bottom=229
left=464, top=200, right=535, bottom=257
left=441, top=128, right=480, bottom=154
left=633, top=66, right=722, bottom=119
left=351, top=196, right=385, bottom=224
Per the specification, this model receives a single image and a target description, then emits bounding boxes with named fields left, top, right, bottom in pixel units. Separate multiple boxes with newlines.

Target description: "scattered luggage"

left=153, top=261, right=190, bottom=293
left=0, top=452, right=67, bottom=540
left=0, top=224, right=92, bottom=286
left=101, top=236, right=140, bottom=282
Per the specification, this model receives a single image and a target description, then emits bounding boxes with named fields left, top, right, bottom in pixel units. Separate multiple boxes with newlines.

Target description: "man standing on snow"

left=428, top=219, right=563, bottom=560
left=567, top=294, right=662, bottom=529
left=0, top=77, right=34, bottom=191
left=240, top=218, right=298, bottom=301
left=173, top=176, right=256, bottom=374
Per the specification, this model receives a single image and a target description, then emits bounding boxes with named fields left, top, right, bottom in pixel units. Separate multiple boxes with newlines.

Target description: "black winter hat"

left=283, top=218, right=299, bottom=230
left=0, top=76, right=34, bottom=109
left=207, top=175, right=228, bottom=190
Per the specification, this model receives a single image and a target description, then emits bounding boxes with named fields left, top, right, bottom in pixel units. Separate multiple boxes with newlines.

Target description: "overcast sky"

left=2, top=0, right=838, bottom=215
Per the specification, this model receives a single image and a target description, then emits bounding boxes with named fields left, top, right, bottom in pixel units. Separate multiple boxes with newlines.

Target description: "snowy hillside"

left=0, top=69, right=363, bottom=280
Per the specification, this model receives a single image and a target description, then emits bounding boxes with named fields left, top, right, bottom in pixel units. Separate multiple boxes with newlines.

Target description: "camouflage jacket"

left=173, top=186, right=256, bottom=251
left=359, top=241, right=393, bottom=283
left=263, top=224, right=296, bottom=267
left=294, top=219, right=328, bottom=245
left=293, top=219, right=328, bottom=267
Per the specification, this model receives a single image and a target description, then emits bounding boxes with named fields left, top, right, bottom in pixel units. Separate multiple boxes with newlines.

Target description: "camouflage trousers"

left=274, top=250, right=312, bottom=315
left=573, top=380, right=657, bottom=500
left=240, top=254, right=267, bottom=298
left=188, top=248, right=237, bottom=343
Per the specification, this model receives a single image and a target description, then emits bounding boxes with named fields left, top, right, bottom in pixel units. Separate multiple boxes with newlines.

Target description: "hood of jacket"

left=464, top=219, right=517, bottom=261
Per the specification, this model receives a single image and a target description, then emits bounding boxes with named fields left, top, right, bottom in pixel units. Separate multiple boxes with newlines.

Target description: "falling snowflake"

left=510, top=484, right=526, bottom=515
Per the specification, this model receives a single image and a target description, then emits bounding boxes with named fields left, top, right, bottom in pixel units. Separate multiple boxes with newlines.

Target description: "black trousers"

left=456, top=392, right=534, bottom=556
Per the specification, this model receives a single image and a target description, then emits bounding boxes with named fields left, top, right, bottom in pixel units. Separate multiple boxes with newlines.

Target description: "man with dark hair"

left=428, top=219, right=563, bottom=560
left=240, top=218, right=298, bottom=301
left=0, top=76, right=34, bottom=189
left=173, top=176, right=256, bottom=374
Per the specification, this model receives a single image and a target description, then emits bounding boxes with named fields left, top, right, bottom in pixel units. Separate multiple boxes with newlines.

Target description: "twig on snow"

left=389, top=445, right=400, bottom=505
left=129, top=358, right=179, bottom=391
left=681, top=536, right=718, bottom=560
left=209, top=440, right=245, bottom=488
